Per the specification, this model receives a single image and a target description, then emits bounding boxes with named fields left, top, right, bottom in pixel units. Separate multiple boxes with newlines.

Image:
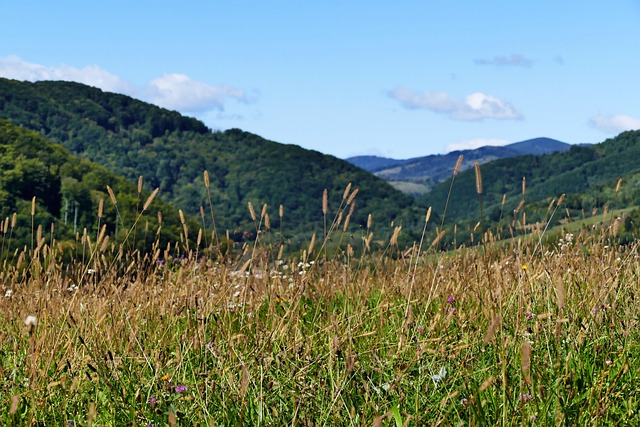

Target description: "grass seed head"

left=106, top=185, right=117, bottom=206
left=347, top=188, right=359, bottom=205
left=322, top=189, right=328, bottom=215
left=474, top=162, right=483, bottom=195
left=248, top=202, right=257, bottom=221
left=143, top=188, right=159, bottom=211
left=343, top=183, right=352, bottom=200
left=453, top=154, right=463, bottom=176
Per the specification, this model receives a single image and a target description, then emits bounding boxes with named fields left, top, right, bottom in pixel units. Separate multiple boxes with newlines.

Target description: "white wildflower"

left=431, top=366, right=447, bottom=385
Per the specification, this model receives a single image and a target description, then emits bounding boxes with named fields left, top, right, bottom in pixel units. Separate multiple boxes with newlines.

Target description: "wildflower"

left=161, top=374, right=169, bottom=382
left=4, top=289, right=12, bottom=298
left=175, top=385, right=188, bottom=393
left=447, top=295, right=455, bottom=304
left=461, top=398, right=469, bottom=405
left=525, top=312, right=534, bottom=320
left=24, top=315, right=37, bottom=327
left=521, top=265, right=528, bottom=270
left=519, top=393, right=533, bottom=403
left=450, top=308, right=457, bottom=315
left=431, top=366, right=447, bottom=384
left=149, top=396, right=157, bottom=407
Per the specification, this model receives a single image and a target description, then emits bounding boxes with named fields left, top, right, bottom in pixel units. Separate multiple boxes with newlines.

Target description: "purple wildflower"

left=175, top=385, right=188, bottom=393
left=149, top=396, right=157, bottom=407
left=447, top=295, right=455, bottom=304
left=519, top=393, right=533, bottom=403
left=525, top=312, right=534, bottom=320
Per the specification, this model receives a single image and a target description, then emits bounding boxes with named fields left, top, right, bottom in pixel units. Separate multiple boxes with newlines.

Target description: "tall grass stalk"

left=3, top=172, right=640, bottom=426
left=203, top=170, right=220, bottom=253
left=441, top=154, right=463, bottom=229
left=474, top=162, right=484, bottom=242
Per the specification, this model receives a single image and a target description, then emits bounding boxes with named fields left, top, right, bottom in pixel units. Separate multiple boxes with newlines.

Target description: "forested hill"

left=422, top=130, right=640, bottom=225
left=0, top=78, right=422, bottom=244
left=0, top=119, right=188, bottom=251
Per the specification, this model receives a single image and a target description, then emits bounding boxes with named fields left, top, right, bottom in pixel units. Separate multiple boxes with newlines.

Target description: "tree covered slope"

left=0, top=78, right=422, bottom=244
left=0, top=118, right=188, bottom=252
left=421, top=130, right=640, bottom=225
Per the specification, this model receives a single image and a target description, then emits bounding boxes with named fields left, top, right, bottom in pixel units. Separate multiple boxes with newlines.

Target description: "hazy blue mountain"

left=346, top=138, right=571, bottom=195
left=344, top=155, right=405, bottom=171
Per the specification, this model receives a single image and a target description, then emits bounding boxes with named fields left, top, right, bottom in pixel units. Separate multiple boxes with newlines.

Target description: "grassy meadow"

left=1, top=178, right=640, bottom=426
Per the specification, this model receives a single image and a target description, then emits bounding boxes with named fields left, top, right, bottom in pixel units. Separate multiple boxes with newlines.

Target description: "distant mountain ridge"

left=4, top=77, right=640, bottom=250
left=346, top=138, right=572, bottom=195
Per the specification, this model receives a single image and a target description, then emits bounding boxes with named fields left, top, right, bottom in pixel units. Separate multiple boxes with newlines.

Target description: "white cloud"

left=445, top=138, right=511, bottom=153
left=388, top=88, right=522, bottom=121
left=474, top=54, right=533, bottom=68
left=0, top=55, right=252, bottom=115
left=589, top=114, right=640, bottom=134
left=146, top=73, right=248, bottom=113
left=0, top=55, right=132, bottom=93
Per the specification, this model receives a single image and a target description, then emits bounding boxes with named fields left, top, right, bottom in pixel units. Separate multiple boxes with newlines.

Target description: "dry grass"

left=1, top=182, right=640, bottom=426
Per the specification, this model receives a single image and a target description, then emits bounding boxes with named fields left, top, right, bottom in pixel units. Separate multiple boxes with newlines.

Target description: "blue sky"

left=1, top=1, right=639, bottom=159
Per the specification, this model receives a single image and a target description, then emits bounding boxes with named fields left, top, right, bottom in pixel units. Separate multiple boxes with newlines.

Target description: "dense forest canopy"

left=0, top=78, right=424, bottom=248
left=2, top=77, right=640, bottom=249
left=0, top=118, right=190, bottom=253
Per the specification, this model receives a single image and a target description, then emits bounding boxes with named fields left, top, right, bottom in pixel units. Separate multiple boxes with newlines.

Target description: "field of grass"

left=2, top=182, right=640, bottom=426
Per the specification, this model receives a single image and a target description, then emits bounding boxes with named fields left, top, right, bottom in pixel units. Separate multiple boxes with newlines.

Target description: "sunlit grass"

left=1, top=180, right=640, bottom=426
